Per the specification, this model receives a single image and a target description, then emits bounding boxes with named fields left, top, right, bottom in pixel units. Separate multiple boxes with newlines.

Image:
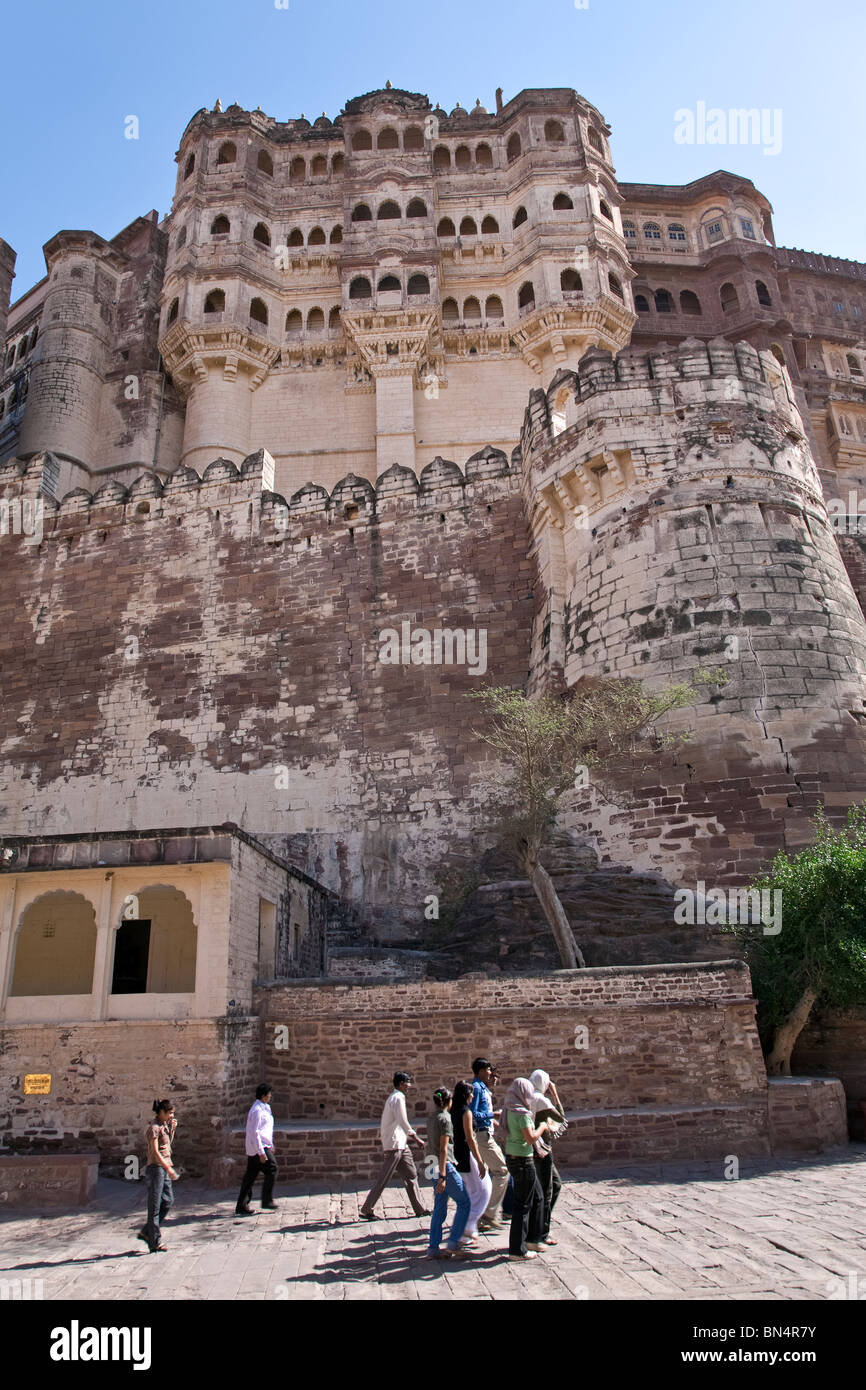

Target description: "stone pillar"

left=180, top=363, right=252, bottom=473
left=0, top=877, right=18, bottom=1017
left=374, top=370, right=416, bottom=472
left=90, top=875, right=118, bottom=1022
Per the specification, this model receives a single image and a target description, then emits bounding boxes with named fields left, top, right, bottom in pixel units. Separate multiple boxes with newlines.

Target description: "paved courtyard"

left=2, top=1148, right=865, bottom=1301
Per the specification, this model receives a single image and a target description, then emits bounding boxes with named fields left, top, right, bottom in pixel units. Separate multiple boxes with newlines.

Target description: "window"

left=167, top=298, right=179, bottom=326
left=553, top=192, right=573, bottom=211
left=210, top=214, right=230, bottom=235
left=476, top=143, right=493, bottom=167
left=739, top=217, right=755, bottom=240
left=352, top=129, right=372, bottom=151
left=250, top=297, right=268, bottom=325
left=407, top=198, right=427, bottom=218
left=378, top=201, right=401, bottom=220
left=481, top=215, right=499, bottom=234
left=11, top=892, right=97, bottom=996
left=184, top=153, right=195, bottom=179
left=408, top=274, right=430, bottom=296
left=404, top=125, right=424, bottom=151
left=377, top=275, right=401, bottom=292
left=307, top=307, right=324, bottom=333
left=643, top=222, right=661, bottom=242
left=587, top=127, right=604, bottom=154
left=349, top=277, right=372, bottom=299
left=833, top=301, right=844, bottom=314
left=437, top=217, right=456, bottom=237
left=253, top=222, right=271, bottom=247
left=507, top=132, right=522, bottom=162
left=668, top=223, right=686, bottom=244
left=680, top=290, right=701, bottom=315
left=17, top=339, right=27, bottom=360
left=599, top=200, right=614, bottom=223
left=464, top=296, right=481, bottom=321
left=847, top=353, right=863, bottom=377
left=485, top=295, right=504, bottom=322
left=634, top=294, right=650, bottom=313
left=204, top=289, right=225, bottom=313
left=329, top=306, right=341, bottom=329
left=257, top=150, right=274, bottom=176
left=622, top=221, right=636, bottom=241
left=308, top=226, right=326, bottom=245
left=287, top=228, right=304, bottom=247
left=518, top=281, right=535, bottom=310
left=109, top=888, right=196, bottom=995
left=290, top=157, right=305, bottom=183
left=705, top=220, right=724, bottom=244
left=433, top=145, right=451, bottom=171
left=286, top=309, right=302, bottom=335
left=545, top=119, right=565, bottom=143
left=561, top=268, right=582, bottom=293
left=608, top=274, right=624, bottom=301
left=311, top=155, right=327, bottom=177
left=720, top=282, right=739, bottom=312
left=442, top=297, right=459, bottom=321
left=755, top=280, right=772, bottom=306
left=217, top=141, right=237, bottom=165
left=455, top=145, right=471, bottom=170
left=460, top=216, right=477, bottom=236
left=513, top=205, right=528, bottom=228
left=330, top=225, right=343, bottom=244
left=377, top=127, right=399, bottom=150
left=351, top=203, right=372, bottom=222
left=176, top=226, right=187, bottom=249
left=332, top=153, right=344, bottom=176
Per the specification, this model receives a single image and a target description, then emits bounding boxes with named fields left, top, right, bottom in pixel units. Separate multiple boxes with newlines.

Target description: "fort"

left=1, top=83, right=864, bottom=1181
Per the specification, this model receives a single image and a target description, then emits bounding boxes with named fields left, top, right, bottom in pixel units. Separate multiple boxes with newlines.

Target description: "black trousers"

left=534, top=1152, right=562, bottom=1239
left=505, top=1154, right=544, bottom=1255
left=236, top=1149, right=277, bottom=1210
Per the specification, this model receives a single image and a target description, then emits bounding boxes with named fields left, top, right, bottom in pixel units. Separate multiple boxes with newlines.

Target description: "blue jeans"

left=144, top=1164, right=173, bottom=1249
left=427, top=1163, right=470, bottom=1251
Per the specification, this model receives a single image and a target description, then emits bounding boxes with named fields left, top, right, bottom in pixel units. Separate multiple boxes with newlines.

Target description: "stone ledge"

left=0, top=1152, right=99, bottom=1208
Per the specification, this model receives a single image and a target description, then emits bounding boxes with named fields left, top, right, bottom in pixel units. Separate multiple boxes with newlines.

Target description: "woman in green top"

left=501, top=1078, right=549, bottom=1260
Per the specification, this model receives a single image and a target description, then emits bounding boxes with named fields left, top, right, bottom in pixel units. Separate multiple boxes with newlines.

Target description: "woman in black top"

left=451, top=1079, right=490, bottom=1243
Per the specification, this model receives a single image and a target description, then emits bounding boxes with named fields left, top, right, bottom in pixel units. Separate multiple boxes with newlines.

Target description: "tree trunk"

left=765, top=987, right=818, bottom=1076
left=524, top=858, right=586, bottom=969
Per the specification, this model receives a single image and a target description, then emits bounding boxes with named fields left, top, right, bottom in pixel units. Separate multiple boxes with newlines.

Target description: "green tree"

left=467, top=676, right=709, bottom=969
left=726, top=805, right=866, bottom=1074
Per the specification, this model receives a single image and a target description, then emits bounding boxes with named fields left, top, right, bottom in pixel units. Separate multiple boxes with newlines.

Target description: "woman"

left=425, top=1087, right=471, bottom=1259
left=451, top=1079, right=491, bottom=1244
left=139, top=1098, right=178, bottom=1254
left=529, top=1068, right=566, bottom=1246
left=501, top=1078, right=549, bottom=1261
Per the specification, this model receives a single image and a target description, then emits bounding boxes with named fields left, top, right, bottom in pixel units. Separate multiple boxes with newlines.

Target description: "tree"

left=725, top=804, right=866, bottom=1074
left=467, top=676, right=709, bottom=969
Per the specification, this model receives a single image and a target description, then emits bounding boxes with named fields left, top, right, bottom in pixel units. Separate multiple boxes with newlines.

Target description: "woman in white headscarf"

left=500, top=1077, right=550, bottom=1260
left=529, top=1068, right=566, bottom=1246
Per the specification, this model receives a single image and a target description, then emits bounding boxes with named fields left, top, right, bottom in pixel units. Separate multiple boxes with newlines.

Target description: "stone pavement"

left=1, top=1148, right=865, bottom=1301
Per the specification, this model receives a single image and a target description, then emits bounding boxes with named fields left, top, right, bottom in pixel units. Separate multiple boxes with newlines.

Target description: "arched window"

left=847, top=352, right=863, bottom=377
left=437, top=217, right=456, bottom=236
left=507, top=132, right=522, bottom=162
left=668, top=222, right=686, bottom=245
left=404, top=125, right=424, bottom=151
left=433, top=145, right=451, bottom=171
left=756, top=280, right=772, bottom=306
left=167, top=298, right=179, bottom=326
left=407, top=198, right=427, bottom=218
left=4, top=347, right=14, bottom=368
left=307, top=226, right=326, bottom=246
left=210, top=214, right=230, bottom=235
left=17, top=339, right=27, bottom=360
left=654, top=288, right=673, bottom=313
left=561, top=268, right=582, bottom=293
left=330, top=225, right=343, bottom=244
left=608, top=274, right=624, bottom=301
left=634, top=294, right=650, bottom=313
left=204, top=289, right=225, bottom=313
left=351, top=203, right=372, bottom=222
left=481, top=215, right=499, bottom=234
left=217, top=141, right=236, bottom=165
left=599, top=200, right=614, bottom=223
left=485, top=295, right=504, bottom=321
left=288, top=227, right=304, bottom=247
left=257, top=150, right=274, bottom=176
left=307, top=307, right=324, bottom=333
left=720, top=282, right=739, bottom=312
left=250, top=297, right=268, bottom=326
left=311, top=154, right=327, bottom=177
left=587, top=127, right=604, bottom=154
left=286, top=309, right=302, bottom=335
left=622, top=220, right=636, bottom=241
left=377, top=275, right=401, bottom=293
left=29, top=326, right=38, bottom=351
left=352, top=129, right=372, bottom=151
left=329, top=306, right=341, bottom=329
left=772, top=344, right=787, bottom=366
left=253, top=222, right=271, bottom=247
left=460, top=216, right=477, bottom=235
left=332, top=153, right=344, bottom=176
left=518, top=280, right=535, bottom=310
left=110, top=886, right=197, bottom=995
left=378, top=127, right=399, bottom=150
left=176, top=226, right=187, bottom=249
left=442, top=297, right=459, bottom=322
left=512, top=205, right=528, bottom=228
left=184, top=153, right=195, bottom=179
left=378, top=200, right=401, bottom=220
left=464, top=296, right=481, bottom=321
left=10, top=892, right=97, bottom=996
left=476, top=143, right=493, bottom=167
left=290, top=156, right=305, bottom=183
left=680, top=290, right=702, bottom=315
left=349, top=276, right=372, bottom=299
left=545, top=119, right=565, bottom=143
left=643, top=222, right=661, bottom=242
left=455, top=145, right=472, bottom=170
left=407, top=273, right=430, bottom=296
left=553, top=192, right=573, bottom=211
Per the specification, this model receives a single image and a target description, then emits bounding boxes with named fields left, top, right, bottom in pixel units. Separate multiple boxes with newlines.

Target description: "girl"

left=501, top=1078, right=549, bottom=1260
left=425, top=1087, right=471, bottom=1259
left=139, top=1098, right=178, bottom=1254
left=451, top=1079, right=491, bottom=1245
left=529, top=1068, right=566, bottom=1246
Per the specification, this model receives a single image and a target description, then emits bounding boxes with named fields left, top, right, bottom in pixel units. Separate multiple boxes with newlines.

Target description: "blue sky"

left=2, top=0, right=864, bottom=302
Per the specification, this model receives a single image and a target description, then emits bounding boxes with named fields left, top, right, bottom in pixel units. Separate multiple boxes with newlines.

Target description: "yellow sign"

left=24, top=1074, right=51, bottom=1095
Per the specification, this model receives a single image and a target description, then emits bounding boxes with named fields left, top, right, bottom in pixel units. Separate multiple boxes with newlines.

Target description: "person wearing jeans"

left=425, top=1086, right=471, bottom=1259
left=502, top=1078, right=549, bottom=1260
left=360, top=1071, right=428, bottom=1220
left=140, top=1098, right=178, bottom=1253
left=471, top=1058, right=509, bottom=1230
left=236, top=1083, right=278, bottom=1214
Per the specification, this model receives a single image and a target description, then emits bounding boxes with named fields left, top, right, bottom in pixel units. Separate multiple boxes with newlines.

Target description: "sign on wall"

left=24, top=1074, right=51, bottom=1095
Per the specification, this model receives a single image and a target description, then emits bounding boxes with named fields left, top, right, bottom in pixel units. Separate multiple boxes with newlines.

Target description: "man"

left=359, top=1071, right=429, bottom=1220
left=471, top=1058, right=509, bottom=1232
left=235, top=1083, right=278, bottom=1215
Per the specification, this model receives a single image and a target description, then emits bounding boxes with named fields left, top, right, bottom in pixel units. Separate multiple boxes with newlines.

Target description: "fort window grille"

left=720, top=282, right=740, bottom=312
left=668, top=223, right=687, bottom=244
left=253, top=223, right=271, bottom=247
left=460, top=216, right=477, bottom=236
left=351, top=129, right=372, bottom=151
left=351, top=204, right=372, bottom=222
left=608, top=274, right=623, bottom=301
left=513, top=205, right=528, bottom=228
left=623, top=221, right=636, bottom=240
left=739, top=217, right=756, bottom=239
left=481, top=215, right=499, bottom=234
left=287, top=228, right=304, bottom=247
left=643, top=222, right=662, bottom=241
left=308, top=226, right=326, bottom=245
left=756, top=280, right=772, bottom=306
left=377, top=201, right=400, bottom=220
left=437, top=217, right=456, bottom=237
left=706, top=220, right=725, bottom=244
left=587, top=126, right=604, bottom=154
left=599, top=200, right=614, bottom=223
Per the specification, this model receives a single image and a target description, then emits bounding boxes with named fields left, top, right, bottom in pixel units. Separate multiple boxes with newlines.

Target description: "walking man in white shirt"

left=359, top=1071, right=429, bottom=1220
left=235, top=1083, right=279, bottom=1215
